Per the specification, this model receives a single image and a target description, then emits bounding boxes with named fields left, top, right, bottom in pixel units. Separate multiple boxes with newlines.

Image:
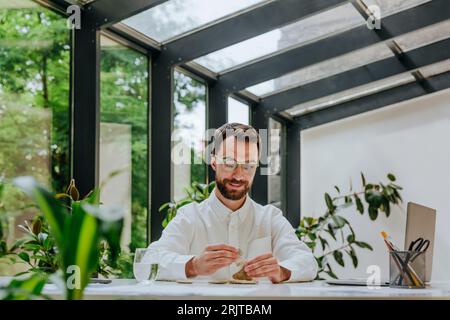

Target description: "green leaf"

left=355, top=241, right=373, bottom=251
left=334, top=186, right=340, bottom=194
left=9, top=239, right=26, bottom=253
left=325, top=264, right=338, bottom=279
left=64, top=201, right=100, bottom=300
left=319, top=237, right=328, bottom=251
left=18, top=252, right=30, bottom=263
left=347, top=234, right=355, bottom=243
left=158, top=202, right=170, bottom=212
left=354, top=194, right=364, bottom=214
left=387, top=173, right=396, bottom=182
left=331, top=215, right=346, bottom=229
left=0, top=240, right=7, bottom=256
left=324, top=193, right=335, bottom=212
left=326, top=224, right=337, bottom=241
left=308, top=232, right=317, bottom=241
left=333, top=250, right=345, bottom=267
left=368, top=206, right=378, bottom=221
left=365, top=189, right=383, bottom=208
left=361, top=172, right=366, bottom=187
left=1, top=273, right=48, bottom=300
left=347, top=248, right=358, bottom=268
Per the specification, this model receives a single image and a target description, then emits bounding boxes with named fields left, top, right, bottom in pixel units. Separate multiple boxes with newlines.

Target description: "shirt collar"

left=208, top=188, right=251, bottom=222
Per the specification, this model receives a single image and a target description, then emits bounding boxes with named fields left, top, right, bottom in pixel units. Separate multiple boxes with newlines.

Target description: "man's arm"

left=148, top=208, right=196, bottom=280
left=270, top=209, right=318, bottom=282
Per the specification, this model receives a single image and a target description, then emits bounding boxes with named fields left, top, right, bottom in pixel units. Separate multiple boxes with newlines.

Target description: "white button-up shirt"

left=150, top=190, right=318, bottom=282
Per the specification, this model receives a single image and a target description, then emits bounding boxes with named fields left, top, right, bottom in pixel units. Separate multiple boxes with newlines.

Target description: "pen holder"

left=389, top=250, right=426, bottom=289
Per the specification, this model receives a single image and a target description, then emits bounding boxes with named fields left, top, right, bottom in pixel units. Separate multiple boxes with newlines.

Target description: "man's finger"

left=245, top=257, right=277, bottom=272
left=206, top=244, right=239, bottom=253
left=247, top=265, right=278, bottom=277
left=206, top=250, right=238, bottom=260
left=245, top=252, right=273, bottom=265
left=210, top=258, right=236, bottom=265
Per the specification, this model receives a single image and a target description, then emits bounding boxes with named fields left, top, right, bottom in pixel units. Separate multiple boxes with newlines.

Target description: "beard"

left=216, top=177, right=250, bottom=201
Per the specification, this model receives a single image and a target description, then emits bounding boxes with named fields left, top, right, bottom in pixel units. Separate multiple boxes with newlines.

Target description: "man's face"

left=211, top=136, right=259, bottom=201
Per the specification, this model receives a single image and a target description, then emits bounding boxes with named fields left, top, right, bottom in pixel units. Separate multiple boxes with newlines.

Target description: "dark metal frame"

left=37, top=0, right=450, bottom=240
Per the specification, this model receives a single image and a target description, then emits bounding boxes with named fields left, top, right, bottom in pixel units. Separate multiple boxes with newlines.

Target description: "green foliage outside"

left=0, top=5, right=70, bottom=275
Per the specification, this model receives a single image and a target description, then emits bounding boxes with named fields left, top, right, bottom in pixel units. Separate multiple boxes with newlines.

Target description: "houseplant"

left=0, top=177, right=124, bottom=300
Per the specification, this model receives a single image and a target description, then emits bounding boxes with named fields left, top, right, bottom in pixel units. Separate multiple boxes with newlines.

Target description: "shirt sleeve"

left=270, top=208, right=318, bottom=282
left=147, top=206, right=196, bottom=281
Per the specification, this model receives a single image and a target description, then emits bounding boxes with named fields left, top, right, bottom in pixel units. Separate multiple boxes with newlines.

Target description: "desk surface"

left=10, top=278, right=449, bottom=300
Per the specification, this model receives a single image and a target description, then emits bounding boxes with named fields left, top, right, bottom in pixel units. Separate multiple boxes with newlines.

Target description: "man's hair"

left=211, top=123, right=261, bottom=157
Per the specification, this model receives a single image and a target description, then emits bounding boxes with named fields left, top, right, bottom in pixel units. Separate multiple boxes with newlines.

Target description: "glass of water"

left=133, top=248, right=159, bottom=284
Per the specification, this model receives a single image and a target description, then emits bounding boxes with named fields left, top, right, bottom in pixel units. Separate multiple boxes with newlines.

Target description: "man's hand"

left=244, top=253, right=291, bottom=283
left=185, top=244, right=239, bottom=278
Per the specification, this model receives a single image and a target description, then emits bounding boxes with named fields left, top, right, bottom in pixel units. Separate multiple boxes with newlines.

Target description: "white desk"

left=22, top=279, right=450, bottom=300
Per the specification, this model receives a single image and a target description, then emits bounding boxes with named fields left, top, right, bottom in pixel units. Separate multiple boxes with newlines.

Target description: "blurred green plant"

left=296, top=173, right=403, bottom=279
left=1, top=177, right=124, bottom=300
left=159, top=181, right=215, bottom=228
left=0, top=273, right=50, bottom=300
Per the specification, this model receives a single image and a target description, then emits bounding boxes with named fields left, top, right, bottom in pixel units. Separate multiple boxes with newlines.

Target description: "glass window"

left=0, top=0, right=70, bottom=274
left=227, top=97, right=249, bottom=125
left=246, top=42, right=394, bottom=97
left=194, top=4, right=365, bottom=73
left=286, top=72, right=415, bottom=117
left=122, top=0, right=269, bottom=43
left=362, top=0, right=431, bottom=17
left=99, top=35, right=149, bottom=251
left=172, top=70, right=207, bottom=201
left=267, top=118, right=284, bottom=210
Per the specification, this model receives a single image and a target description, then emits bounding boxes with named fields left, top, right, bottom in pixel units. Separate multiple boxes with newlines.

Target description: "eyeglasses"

left=214, top=156, right=258, bottom=173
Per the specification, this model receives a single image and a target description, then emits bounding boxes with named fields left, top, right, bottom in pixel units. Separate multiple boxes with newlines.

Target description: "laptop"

left=404, top=202, right=436, bottom=282
left=326, top=202, right=436, bottom=286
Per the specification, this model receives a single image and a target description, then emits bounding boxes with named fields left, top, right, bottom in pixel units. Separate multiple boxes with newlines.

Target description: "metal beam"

left=71, top=21, right=100, bottom=197
left=350, top=0, right=434, bottom=93
left=285, top=121, right=301, bottom=227
left=295, top=72, right=450, bottom=130
left=150, top=59, right=173, bottom=241
left=207, top=85, right=228, bottom=184
left=85, top=0, right=168, bottom=28
left=261, top=38, right=450, bottom=113
left=164, top=0, right=349, bottom=64
left=251, top=107, right=269, bottom=205
left=218, top=0, right=450, bottom=92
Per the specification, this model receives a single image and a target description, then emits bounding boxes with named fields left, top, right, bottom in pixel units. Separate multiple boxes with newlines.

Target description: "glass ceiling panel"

left=246, top=16, right=450, bottom=98
left=194, top=3, right=365, bottom=73
left=420, top=59, right=450, bottom=78
left=361, top=0, right=431, bottom=17
left=246, top=42, right=394, bottom=97
left=395, top=20, right=450, bottom=52
left=122, top=0, right=269, bottom=43
left=285, top=72, right=416, bottom=117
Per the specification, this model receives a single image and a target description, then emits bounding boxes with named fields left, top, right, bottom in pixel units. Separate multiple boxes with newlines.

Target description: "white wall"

left=301, top=88, right=450, bottom=282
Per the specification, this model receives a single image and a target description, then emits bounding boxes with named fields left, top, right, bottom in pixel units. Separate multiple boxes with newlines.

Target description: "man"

left=150, top=123, right=317, bottom=283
